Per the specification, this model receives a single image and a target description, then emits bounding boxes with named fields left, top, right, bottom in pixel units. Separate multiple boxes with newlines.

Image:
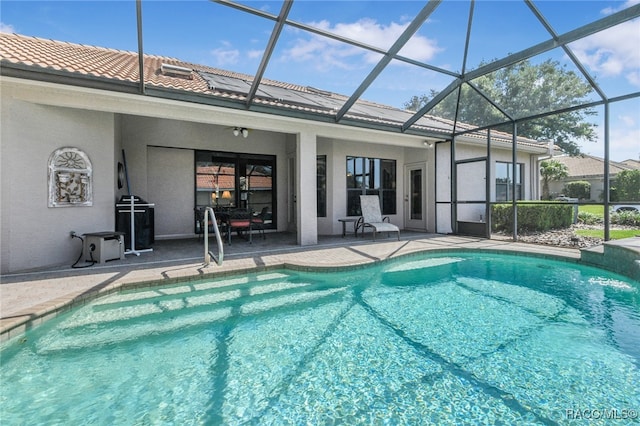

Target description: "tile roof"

left=1, top=32, right=544, bottom=149
left=620, top=159, right=640, bottom=169
left=1, top=33, right=218, bottom=93
left=552, top=154, right=635, bottom=177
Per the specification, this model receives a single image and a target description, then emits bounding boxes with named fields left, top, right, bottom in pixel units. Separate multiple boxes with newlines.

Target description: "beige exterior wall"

left=1, top=87, right=116, bottom=273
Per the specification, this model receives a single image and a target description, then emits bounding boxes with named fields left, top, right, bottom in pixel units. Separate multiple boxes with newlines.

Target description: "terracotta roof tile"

left=0, top=32, right=546, bottom=150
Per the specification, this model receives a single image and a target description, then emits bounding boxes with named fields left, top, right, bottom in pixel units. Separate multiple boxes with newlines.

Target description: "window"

left=196, top=151, right=275, bottom=228
left=346, top=156, right=396, bottom=216
left=317, top=155, right=326, bottom=217
left=495, top=162, right=523, bottom=201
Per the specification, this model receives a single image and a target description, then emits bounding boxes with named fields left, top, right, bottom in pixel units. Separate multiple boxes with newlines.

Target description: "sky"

left=1, top=0, right=639, bottom=162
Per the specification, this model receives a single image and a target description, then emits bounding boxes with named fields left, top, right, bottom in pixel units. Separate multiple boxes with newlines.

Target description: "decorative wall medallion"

left=48, top=147, right=93, bottom=207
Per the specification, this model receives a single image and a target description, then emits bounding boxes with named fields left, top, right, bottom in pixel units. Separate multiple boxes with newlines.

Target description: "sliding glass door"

left=195, top=151, right=276, bottom=228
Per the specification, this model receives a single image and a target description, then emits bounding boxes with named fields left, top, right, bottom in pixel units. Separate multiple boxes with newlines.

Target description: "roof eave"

left=0, top=61, right=141, bottom=95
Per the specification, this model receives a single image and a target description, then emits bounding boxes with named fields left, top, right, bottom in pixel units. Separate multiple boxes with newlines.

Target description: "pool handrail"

left=204, top=207, right=224, bottom=267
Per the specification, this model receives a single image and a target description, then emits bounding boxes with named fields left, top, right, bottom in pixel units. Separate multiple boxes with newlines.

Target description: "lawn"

left=578, top=205, right=604, bottom=216
left=575, top=205, right=640, bottom=240
left=575, top=228, right=640, bottom=240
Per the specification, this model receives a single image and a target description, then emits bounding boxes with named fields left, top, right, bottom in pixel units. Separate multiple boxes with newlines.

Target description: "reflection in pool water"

left=1, top=252, right=639, bottom=425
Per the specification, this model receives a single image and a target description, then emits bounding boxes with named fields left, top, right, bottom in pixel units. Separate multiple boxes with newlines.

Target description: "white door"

left=404, top=164, right=426, bottom=230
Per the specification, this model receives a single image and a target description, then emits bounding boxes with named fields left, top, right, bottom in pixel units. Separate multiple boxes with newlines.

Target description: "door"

left=404, top=163, right=426, bottom=230
left=455, top=159, right=488, bottom=237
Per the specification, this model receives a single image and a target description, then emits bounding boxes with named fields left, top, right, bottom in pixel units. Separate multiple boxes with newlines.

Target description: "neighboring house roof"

left=0, top=32, right=546, bottom=151
left=620, top=159, right=640, bottom=170
left=552, top=154, right=636, bottom=178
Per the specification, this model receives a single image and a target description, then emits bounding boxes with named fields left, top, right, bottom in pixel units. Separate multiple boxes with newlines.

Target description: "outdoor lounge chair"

left=359, top=195, right=400, bottom=241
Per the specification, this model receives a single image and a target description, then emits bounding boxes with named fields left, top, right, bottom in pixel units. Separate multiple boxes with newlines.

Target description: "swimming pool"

left=1, top=251, right=638, bottom=424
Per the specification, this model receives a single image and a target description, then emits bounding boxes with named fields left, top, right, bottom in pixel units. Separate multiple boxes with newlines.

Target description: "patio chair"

left=359, top=195, right=400, bottom=241
left=194, top=207, right=212, bottom=240
left=250, top=207, right=269, bottom=240
left=227, top=209, right=253, bottom=245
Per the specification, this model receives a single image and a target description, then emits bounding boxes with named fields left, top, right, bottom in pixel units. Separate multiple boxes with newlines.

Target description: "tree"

left=612, top=169, right=640, bottom=201
left=540, top=159, right=569, bottom=200
left=404, top=59, right=597, bottom=156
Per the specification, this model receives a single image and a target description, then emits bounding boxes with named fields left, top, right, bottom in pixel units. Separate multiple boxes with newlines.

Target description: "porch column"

left=296, top=130, right=318, bottom=245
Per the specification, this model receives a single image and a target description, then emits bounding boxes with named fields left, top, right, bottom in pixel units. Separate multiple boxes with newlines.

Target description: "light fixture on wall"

left=233, top=127, right=249, bottom=138
left=423, top=141, right=434, bottom=148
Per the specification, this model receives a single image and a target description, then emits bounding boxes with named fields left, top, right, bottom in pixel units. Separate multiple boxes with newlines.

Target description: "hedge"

left=491, top=203, right=573, bottom=233
left=564, top=181, right=590, bottom=200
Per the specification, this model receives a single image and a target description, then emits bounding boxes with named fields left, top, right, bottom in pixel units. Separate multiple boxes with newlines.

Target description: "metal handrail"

left=204, top=207, right=224, bottom=267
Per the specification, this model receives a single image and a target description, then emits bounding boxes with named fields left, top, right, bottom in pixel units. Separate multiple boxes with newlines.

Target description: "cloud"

left=248, top=49, right=263, bottom=60
left=590, top=110, right=640, bottom=161
left=601, top=0, right=640, bottom=15
left=610, top=125, right=640, bottom=161
left=619, top=113, right=637, bottom=127
left=0, top=22, right=15, bottom=33
left=570, top=19, right=640, bottom=86
left=210, top=41, right=240, bottom=66
left=280, top=18, right=441, bottom=71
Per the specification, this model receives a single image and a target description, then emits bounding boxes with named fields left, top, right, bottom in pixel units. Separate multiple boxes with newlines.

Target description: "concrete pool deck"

left=0, top=232, right=600, bottom=342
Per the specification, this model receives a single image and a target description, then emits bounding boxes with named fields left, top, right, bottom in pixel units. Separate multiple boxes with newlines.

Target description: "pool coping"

left=0, top=236, right=606, bottom=344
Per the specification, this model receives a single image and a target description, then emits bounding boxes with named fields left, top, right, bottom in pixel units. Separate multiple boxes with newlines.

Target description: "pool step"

left=36, top=272, right=348, bottom=351
left=580, top=237, right=640, bottom=281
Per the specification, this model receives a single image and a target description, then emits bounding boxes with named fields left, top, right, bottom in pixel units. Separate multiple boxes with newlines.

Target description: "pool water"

left=1, top=252, right=639, bottom=425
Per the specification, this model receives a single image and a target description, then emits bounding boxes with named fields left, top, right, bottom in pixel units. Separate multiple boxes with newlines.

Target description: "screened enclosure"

left=3, top=0, right=638, bottom=245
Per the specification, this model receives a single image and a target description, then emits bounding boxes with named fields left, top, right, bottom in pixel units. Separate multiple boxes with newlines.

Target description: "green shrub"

left=564, top=181, right=591, bottom=200
left=578, top=211, right=602, bottom=225
left=611, top=211, right=640, bottom=227
left=492, top=203, right=573, bottom=233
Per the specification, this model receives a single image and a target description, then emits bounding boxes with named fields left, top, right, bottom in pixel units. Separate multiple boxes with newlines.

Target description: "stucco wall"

left=1, top=91, right=116, bottom=273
